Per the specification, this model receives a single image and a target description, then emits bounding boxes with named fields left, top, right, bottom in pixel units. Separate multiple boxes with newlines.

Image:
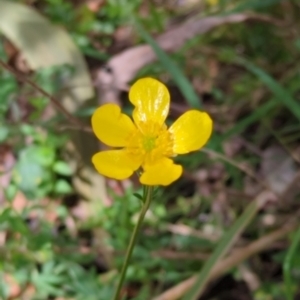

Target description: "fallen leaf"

left=11, top=192, right=27, bottom=213
left=86, top=0, right=106, bottom=12
left=4, top=274, right=21, bottom=299
left=96, top=13, right=280, bottom=100
left=262, top=146, right=297, bottom=195
left=0, top=0, right=94, bottom=107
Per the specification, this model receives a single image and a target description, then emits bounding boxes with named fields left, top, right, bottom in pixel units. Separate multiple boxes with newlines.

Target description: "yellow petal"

left=92, top=150, right=142, bottom=180
left=169, top=110, right=213, bottom=154
left=140, top=158, right=182, bottom=186
left=92, top=104, right=135, bottom=147
left=129, top=78, right=170, bottom=133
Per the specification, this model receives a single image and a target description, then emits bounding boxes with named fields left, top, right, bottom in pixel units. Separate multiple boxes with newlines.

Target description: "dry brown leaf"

left=11, top=192, right=28, bottom=213
left=12, top=283, right=36, bottom=300
left=96, top=13, right=280, bottom=104
left=167, top=223, right=220, bottom=241
left=238, top=264, right=260, bottom=291
left=262, top=146, right=298, bottom=195
left=4, top=274, right=21, bottom=299
left=86, top=0, right=106, bottom=12
left=0, top=231, right=6, bottom=247
left=152, top=249, right=210, bottom=261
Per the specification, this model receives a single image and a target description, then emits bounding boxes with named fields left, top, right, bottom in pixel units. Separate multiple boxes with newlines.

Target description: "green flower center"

left=126, top=122, right=174, bottom=165
left=143, top=136, right=156, bottom=152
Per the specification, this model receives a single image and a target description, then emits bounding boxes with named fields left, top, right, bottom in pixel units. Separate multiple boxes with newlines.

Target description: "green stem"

left=112, top=186, right=154, bottom=300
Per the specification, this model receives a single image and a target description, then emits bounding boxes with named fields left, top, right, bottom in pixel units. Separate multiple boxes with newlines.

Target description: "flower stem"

left=112, top=186, right=154, bottom=300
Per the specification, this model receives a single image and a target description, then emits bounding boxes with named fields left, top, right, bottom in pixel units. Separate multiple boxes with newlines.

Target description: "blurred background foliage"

left=1, top=0, right=300, bottom=299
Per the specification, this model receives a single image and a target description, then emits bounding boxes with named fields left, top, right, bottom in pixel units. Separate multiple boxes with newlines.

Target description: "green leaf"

left=0, top=207, right=11, bottom=223
left=184, top=194, right=264, bottom=300
left=54, top=179, right=72, bottom=195
left=4, top=183, right=17, bottom=202
left=20, top=124, right=36, bottom=136
left=15, top=158, right=44, bottom=195
left=133, top=192, right=143, bottom=201
left=52, top=161, right=73, bottom=176
left=21, top=145, right=55, bottom=167
left=9, top=216, right=29, bottom=235
left=31, top=265, right=65, bottom=298
left=15, top=146, right=55, bottom=198
left=0, top=126, right=9, bottom=142
left=134, top=19, right=202, bottom=109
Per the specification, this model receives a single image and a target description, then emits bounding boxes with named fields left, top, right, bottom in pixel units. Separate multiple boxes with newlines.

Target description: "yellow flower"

left=91, top=77, right=213, bottom=186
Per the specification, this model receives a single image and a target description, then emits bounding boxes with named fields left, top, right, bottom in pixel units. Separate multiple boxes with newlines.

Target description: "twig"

left=0, top=59, right=92, bottom=132
left=152, top=250, right=210, bottom=261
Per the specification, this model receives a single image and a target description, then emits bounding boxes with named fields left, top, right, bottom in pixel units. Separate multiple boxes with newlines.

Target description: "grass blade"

left=183, top=193, right=266, bottom=300
left=134, top=19, right=202, bottom=109
left=223, top=100, right=277, bottom=139
left=229, top=0, right=282, bottom=13
left=284, top=226, right=300, bottom=300
left=236, top=57, right=300, bottom=122
left=224, top=58, right=300, bottom=140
